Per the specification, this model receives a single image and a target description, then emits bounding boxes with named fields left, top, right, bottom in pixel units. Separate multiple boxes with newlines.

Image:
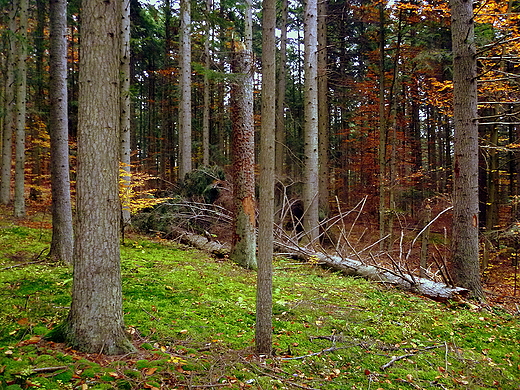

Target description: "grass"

left=0, top=219, right=519, bottom=389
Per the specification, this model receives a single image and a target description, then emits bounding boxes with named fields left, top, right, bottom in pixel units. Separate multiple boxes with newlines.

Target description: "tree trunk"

left=318, top=0, right=329, bottom=218
left=275, top=0, right=288, bottom=180
left=14, top=0, right=28, bottom=218
left=202, top=0, right=212, bottom=167
left=230, top=1, right=256, bottom=270
left=179, top=0, right=192, bottom=180
left=450, top=0, right=484, bottom=299
left=378, top=2, right=388, bottom=249
left=0, top=1, right=17, bottom=205
left=120, top=0, right=132, bottom=227
left=58, top=0, right=135, bottom=354
left=48, top=0, right=74, bottom=265
left=303, top=0, right=319, bottom=243
left=256, top=0, right=276, bottom=355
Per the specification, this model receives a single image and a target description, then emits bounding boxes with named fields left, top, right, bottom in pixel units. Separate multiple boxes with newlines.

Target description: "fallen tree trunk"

left=168, top=227, right=469, bottom=300
left=170, top=227, right=231, bottom=257
left=275, top=241, right=470, bottom=301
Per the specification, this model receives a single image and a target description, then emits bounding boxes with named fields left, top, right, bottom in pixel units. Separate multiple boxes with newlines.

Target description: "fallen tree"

left=167, top=226, right=469, bottom=301
left=274, top=241, right=469, bottom=301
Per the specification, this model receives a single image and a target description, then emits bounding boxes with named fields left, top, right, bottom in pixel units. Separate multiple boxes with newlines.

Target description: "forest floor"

left=1, top=205, right=520, bottom=390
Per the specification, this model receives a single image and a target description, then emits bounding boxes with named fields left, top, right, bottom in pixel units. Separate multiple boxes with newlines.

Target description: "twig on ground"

left=280, top=346, right=341, bottom=361
left=380, top=345, right=444, bottom=370
left=32, top=366, right=69, bottom=373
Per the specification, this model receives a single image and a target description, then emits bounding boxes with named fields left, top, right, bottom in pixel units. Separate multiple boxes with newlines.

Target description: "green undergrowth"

left=1, top=224, right=519, bottom=389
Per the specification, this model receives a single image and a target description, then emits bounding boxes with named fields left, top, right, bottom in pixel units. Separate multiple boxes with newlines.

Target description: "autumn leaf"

left=145, top=367, right=158, bottom=375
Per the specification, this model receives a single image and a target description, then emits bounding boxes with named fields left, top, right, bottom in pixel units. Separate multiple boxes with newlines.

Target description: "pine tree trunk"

left=303, top=0, right=319, bottom=243
left=60, top=0, right=135, bottom=354
left=49, top=0, right=74, bottom=265
left=256, top=0, right=276, bottom=355
left=230, top=1, right=256, bottom=270
left=450, top=0, right=483, bottom=298
left=179, top=0, right=192, bottom=180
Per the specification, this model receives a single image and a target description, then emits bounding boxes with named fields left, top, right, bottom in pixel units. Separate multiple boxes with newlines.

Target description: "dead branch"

left=380, top=345, right=444, bottom=370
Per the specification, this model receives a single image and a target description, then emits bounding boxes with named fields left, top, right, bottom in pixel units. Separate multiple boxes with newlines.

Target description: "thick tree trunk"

left=256, top=0, right=276, bottom=355
left=450, top=0, right=483, bottom=298
left=59, top=0, right=135, bottom=354
left=230, top=2, right=256, bottom=270
left=303, top=0, right=319, bottom=243
left=48, top=0, right=74, bottom=265
left=179, top=0, right=192, bottom=180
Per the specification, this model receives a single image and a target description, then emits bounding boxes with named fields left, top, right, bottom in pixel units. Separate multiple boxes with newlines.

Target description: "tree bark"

left=230, top=1, right=256, bottom=270
left=202, top=0, right=212, bottom=167
left=13, top=0, right=28, bottom=218
left=48, top=0, right=74, bottom=265
left=303, top=0, right=319, bottom=243
left=0, top=1, right=17, bottom=205
left=59, top=0, right=135, bottom=354
left=179, top=0, right=192, bottom=180
left=256, top=0, right=276, bottom=355
left=120, top=0, right=132, bottom=227
left=275, top=0, right=288, bottom=180
left=318, top=0, right=329, bottom=218
left=450, top=0, right=484, bottom=298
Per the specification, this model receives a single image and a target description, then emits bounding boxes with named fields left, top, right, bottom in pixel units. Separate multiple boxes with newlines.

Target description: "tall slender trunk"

left=230, top=0, right=256, bottom=269
left=49, top=0, right=74, bottom=264
left=378, top=2, right=388, bottom=247
left=14, top=0, right=28, bottom=218
left=275, top=0, right=288, bottom=180
left=256, top=0, right=276, bottom=355
left=303, top=0, right=319, bottom=244
left=121, top=0, right=131, bottom=226
left=318, top=0, right=329, bottom=218
left=202, top=0, right=212, bottom=166
left=0, top=1, right=17, bottom=205
left=179, top=0, right=192, bottom=180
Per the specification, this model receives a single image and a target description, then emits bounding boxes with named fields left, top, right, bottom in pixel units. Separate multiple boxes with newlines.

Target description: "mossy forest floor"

left=0, top=206, right=519, bottom=389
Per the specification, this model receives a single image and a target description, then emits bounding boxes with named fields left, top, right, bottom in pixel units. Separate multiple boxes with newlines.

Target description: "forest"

left=1, top=0, right=520, bottom=387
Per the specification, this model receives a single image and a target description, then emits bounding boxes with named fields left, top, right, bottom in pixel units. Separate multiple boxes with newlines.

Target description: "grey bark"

left=0, top=1, right=17, bottom=205
left=13, top=0, right=28, bottom=218
left=256, top=0, right=277, bottom=355
left=303, top=0, right=319, bottom=243
left=48, top=0, right=74, bottom=264
left=179, top=0, right=192, bottom=180
left=62, top=0, right=135, bottom=354
left=120, top=0, right=132, bottom=227
left=275, top=0, right=288, bottom=180
left=202, top=0, right=212, bottom=167
left=450, top=0, right=484, bottom=298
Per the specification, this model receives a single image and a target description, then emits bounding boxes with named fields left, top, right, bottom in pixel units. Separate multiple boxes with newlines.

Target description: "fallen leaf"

left=146, top=367, right=158, bottom=376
